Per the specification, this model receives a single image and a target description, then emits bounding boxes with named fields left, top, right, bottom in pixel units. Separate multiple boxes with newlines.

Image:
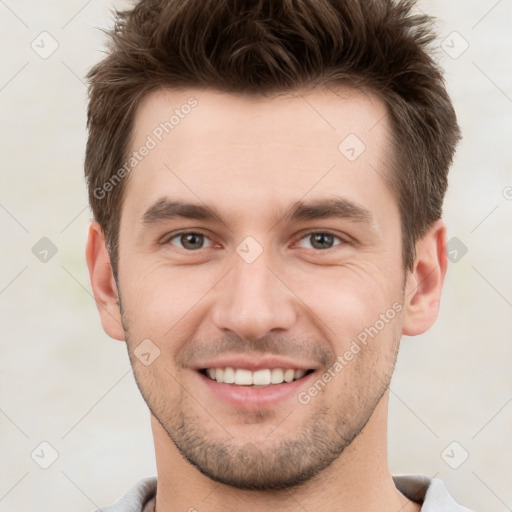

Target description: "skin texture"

left=86, top=86, right=447, bottom=512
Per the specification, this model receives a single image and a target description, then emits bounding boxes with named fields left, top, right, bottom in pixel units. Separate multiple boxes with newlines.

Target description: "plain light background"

left=1, top=0, right=511, bottom=511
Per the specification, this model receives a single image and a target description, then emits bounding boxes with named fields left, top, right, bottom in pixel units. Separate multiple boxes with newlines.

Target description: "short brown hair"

left=85, top=0, right=461, bottom=275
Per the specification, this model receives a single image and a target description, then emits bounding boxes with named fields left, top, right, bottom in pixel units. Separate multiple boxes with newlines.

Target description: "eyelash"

left=163, top=230, right=347, bottom=252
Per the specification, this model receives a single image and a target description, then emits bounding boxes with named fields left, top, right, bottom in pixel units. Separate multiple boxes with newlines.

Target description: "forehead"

left=122, top=85, right=395, bottom=227
left=133, top=85, right=389, bottom=152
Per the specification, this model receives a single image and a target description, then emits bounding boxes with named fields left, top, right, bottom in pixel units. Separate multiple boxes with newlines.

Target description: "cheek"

left=287, top=261, right=401, bottom=336
left=119, top=261, right=219, bottom=338
left=129, top=353, right=184, bottom=418
left=119, top=249, right=404, bottom=347
left=292, top=263, right=405, bottom=378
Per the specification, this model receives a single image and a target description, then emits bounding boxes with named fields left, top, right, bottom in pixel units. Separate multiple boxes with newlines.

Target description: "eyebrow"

left=141, top=197, right=374, bottom=228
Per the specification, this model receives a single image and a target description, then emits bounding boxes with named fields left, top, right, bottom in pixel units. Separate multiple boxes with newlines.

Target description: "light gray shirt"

left=94, top=474, right=474, bottom=511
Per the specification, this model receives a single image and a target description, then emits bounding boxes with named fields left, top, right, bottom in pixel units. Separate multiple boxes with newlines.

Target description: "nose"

left=210, top=250, right=298, bottom=340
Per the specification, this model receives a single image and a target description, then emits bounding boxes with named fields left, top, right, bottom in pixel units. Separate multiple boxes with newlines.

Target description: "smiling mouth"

left=199, top=367, right=315, bottom=386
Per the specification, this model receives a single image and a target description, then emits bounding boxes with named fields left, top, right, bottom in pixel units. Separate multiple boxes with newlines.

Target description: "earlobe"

left=85, top=222, right=125, bottom=341
left=401, top=220, right=448, bottom=336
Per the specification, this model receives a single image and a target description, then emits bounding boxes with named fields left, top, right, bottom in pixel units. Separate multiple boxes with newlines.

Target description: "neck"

left=151, top=391, right=420, bottom=512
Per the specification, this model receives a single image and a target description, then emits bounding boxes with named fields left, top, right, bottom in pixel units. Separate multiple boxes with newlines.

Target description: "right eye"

left=165, top=231, right=215, bottom=251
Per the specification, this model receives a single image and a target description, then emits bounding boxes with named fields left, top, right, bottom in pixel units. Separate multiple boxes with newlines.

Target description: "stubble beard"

left=124, top=333, right=396, bottom=491
left=116, top=277, right=403, bottom=491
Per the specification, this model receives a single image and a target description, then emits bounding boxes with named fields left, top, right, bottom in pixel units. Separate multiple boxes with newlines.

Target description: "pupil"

left=312, top=233, right=333, bottom=249
left=182, top=233, right=203, bottom=250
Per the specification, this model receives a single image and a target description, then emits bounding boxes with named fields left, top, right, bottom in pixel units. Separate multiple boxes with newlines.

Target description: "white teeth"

left=234, top=369, right=253, bottom=385
left=294, top=369, right=306, bottom=380
left=223, top=367, right=235, bottom=383
left=283, top=369, right=294, bottom=382
left=204, top=367, right=310, bottom=385
left=252, top=369, right=271, bottom=385
left=270, top=368, right=284, bottom=384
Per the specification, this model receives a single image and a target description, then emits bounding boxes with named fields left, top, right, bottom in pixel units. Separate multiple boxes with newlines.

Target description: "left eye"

left=295, top=232, right=344, bottom=250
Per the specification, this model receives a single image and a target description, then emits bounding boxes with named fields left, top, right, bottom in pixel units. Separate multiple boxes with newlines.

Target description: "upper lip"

left=194, top=355, right=318, bottom=372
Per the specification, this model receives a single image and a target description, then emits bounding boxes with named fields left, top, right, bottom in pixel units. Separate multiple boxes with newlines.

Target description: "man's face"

left=116, top=86, right=406, bottom=489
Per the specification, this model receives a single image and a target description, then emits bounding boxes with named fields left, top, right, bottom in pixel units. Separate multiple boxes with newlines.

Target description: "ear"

left=401, top=219, right=448, bottom=336
left=85, top=222, right=125, bottom=341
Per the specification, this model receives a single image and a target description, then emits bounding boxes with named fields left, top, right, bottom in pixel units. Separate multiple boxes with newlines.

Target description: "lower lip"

left=196, top=370, right=317, bottom=410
